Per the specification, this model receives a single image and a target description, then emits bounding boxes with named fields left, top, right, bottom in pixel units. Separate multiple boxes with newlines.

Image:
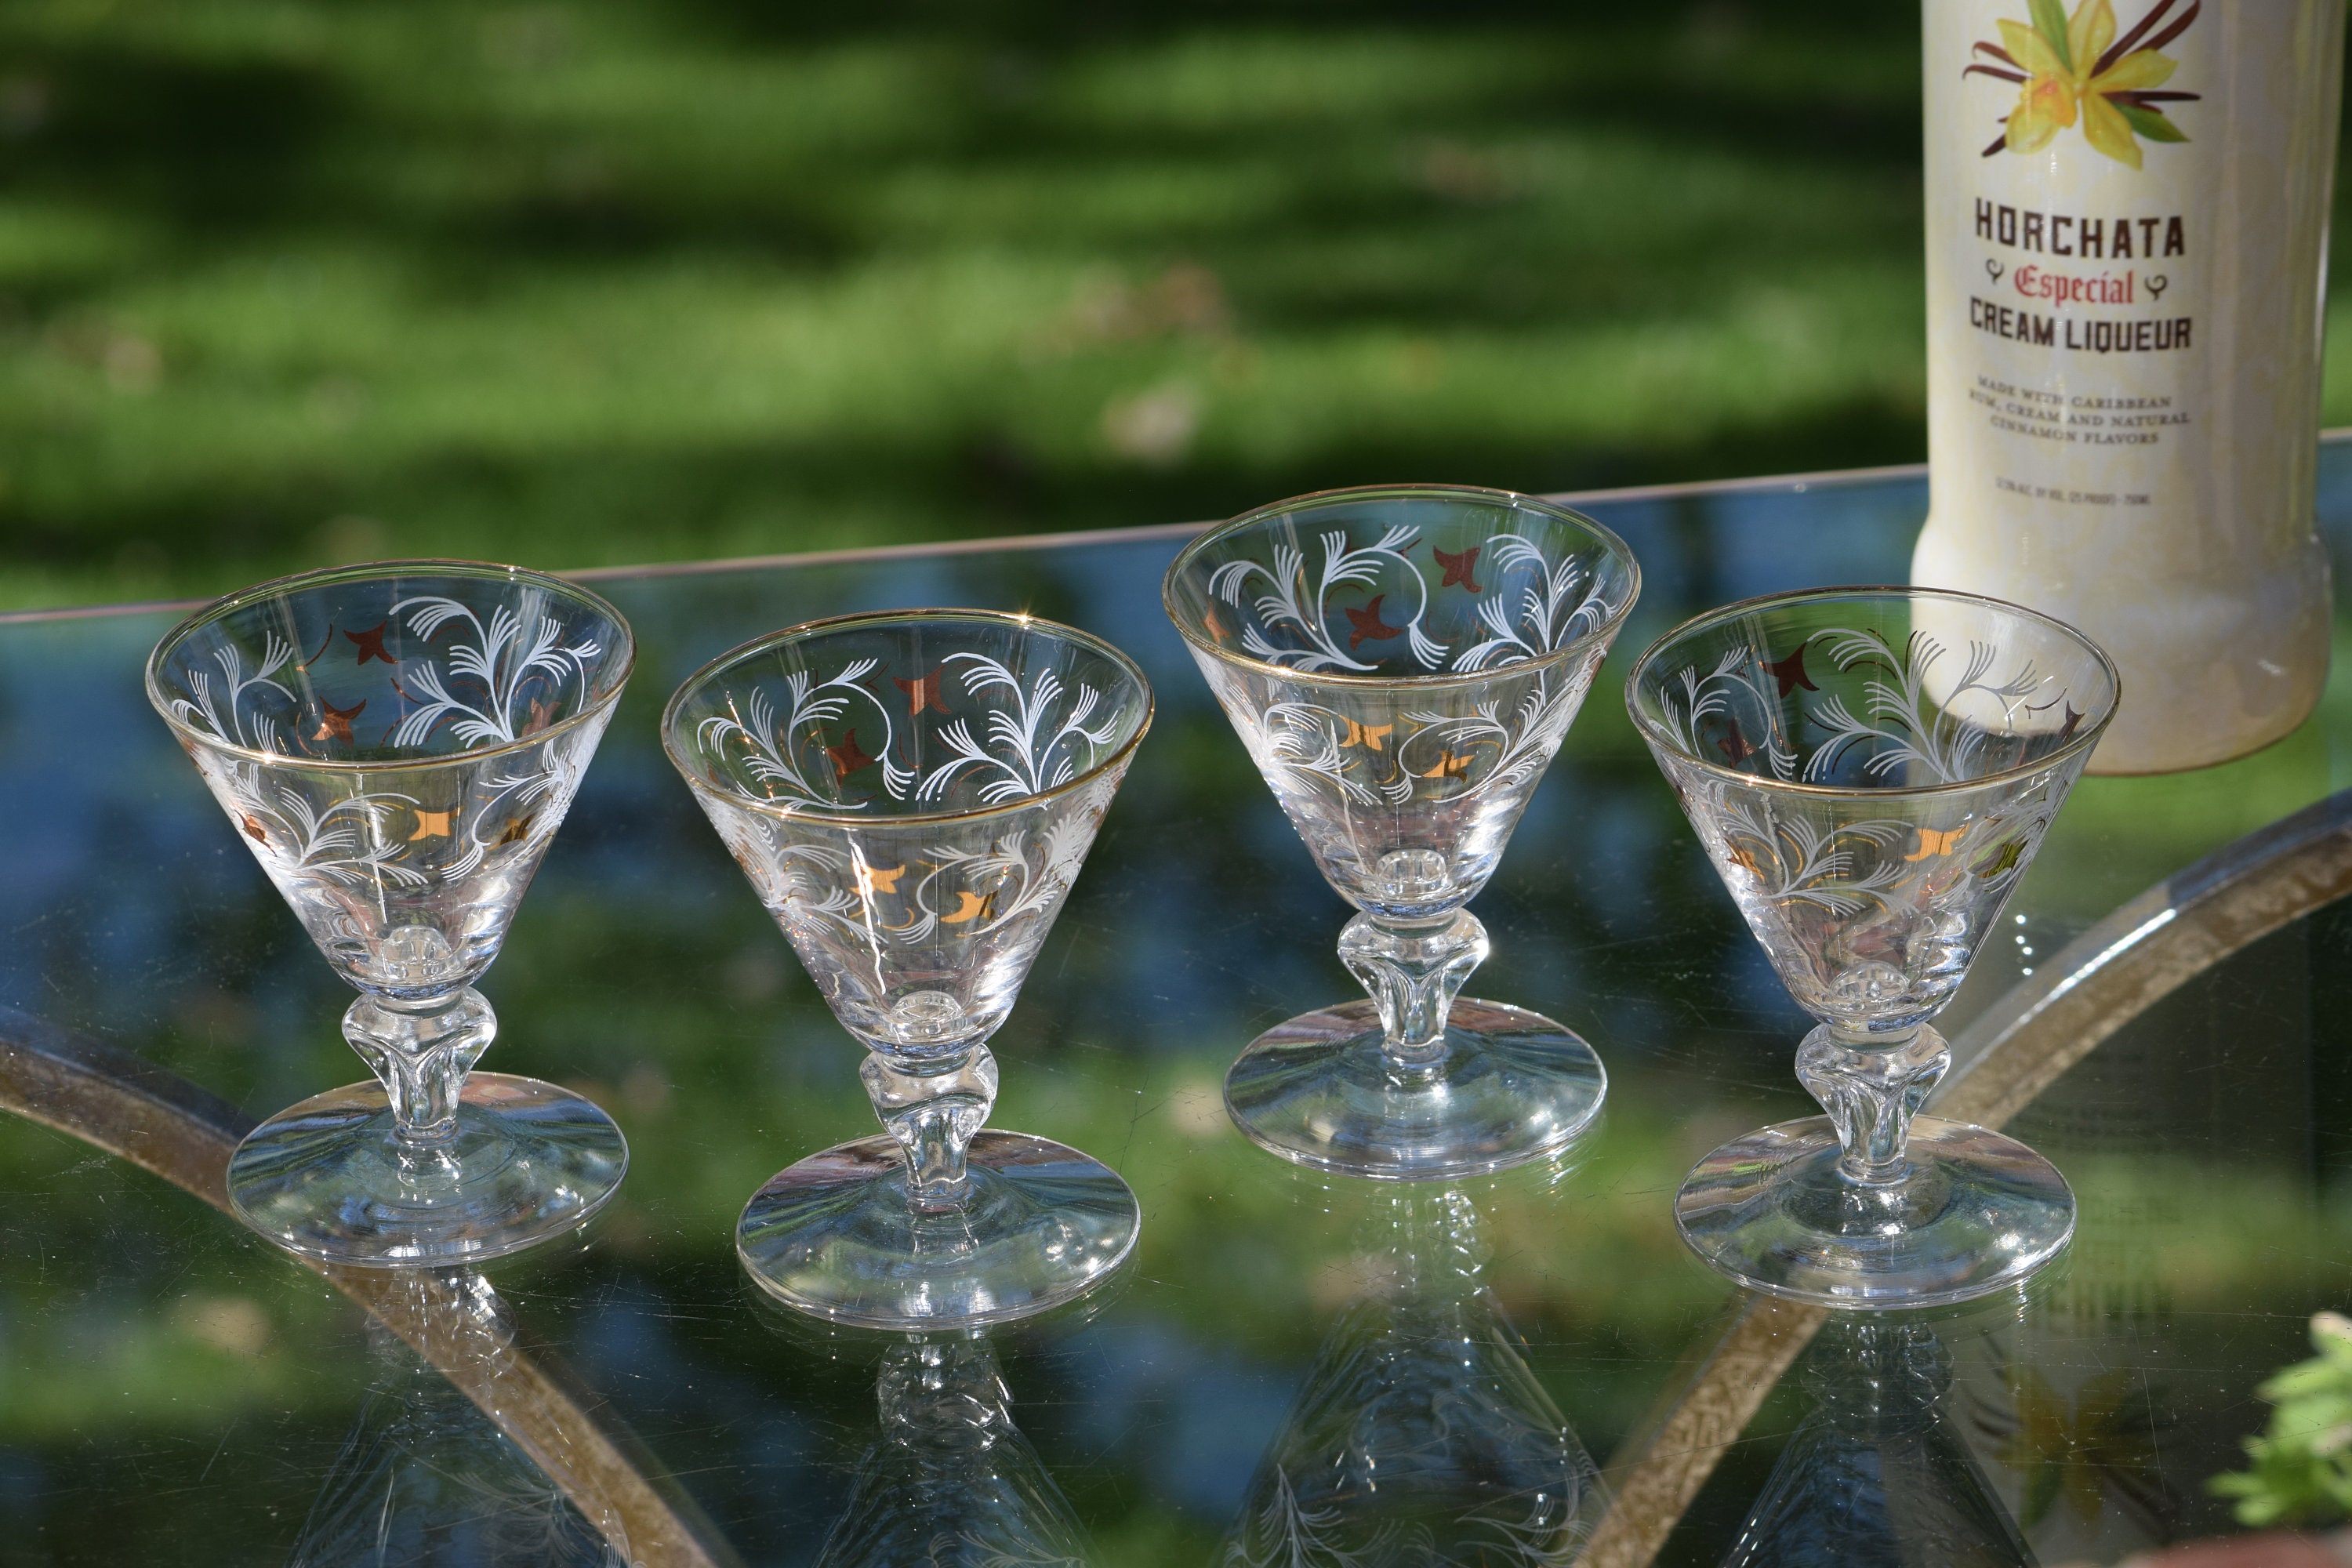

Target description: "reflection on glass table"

left=288, top=1272, right=628, bottom=1568
left=1721, top=1314, right=2034, bottom=1568
left=1220, top=1171, right=1608, bottom=1565
left=5, top=442, right=2352, bottom=1565
left=810, top=1331, right=1098, bottom=1568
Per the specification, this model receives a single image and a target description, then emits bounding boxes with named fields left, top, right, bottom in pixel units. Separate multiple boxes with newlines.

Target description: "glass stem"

left=1338, top=909, right=1489, bottom=1069
left=862, top=1047, right=999, bottom=1214
left=876, top=1333, right=1010, bottom=1442
left=343, top=988, right=495, bottom=1145
left=1795, top=1023, right=1951, bottom=1185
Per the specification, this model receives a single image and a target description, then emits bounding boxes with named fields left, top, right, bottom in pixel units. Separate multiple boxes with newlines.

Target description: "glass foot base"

left=737, top=1130, right=1138, bottom=1330
left=1675, top=1114, right=2075, bottom=1308
left=226, top=1073, right=630, bottom=1267
left=1222, top=998, right=1606, bottom=1181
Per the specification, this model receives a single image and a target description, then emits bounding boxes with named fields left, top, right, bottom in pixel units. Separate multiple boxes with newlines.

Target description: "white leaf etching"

left=1655, top=627, right=2066, bottom=789
left=171, top=582, right=615, bottom=977
left=695, top=661, right=906, bottom=814
left=171, top=633, right=296, bottom=751
left=1203, top=528, right=1621, bottom=815
left=1668, top=759, right=2063, bottom=1025
left=1714, top=800, right=1917, bottom=915
left=920, top=655, right=1116, bottom=805
left=1450, top=533, right=1612, bottom=672
left=204, top=762, right=426, bottom=890
left=1806, top=629, right=2046, bottom=784
left=1652, top=647, right=1799, bottom=782
left=961, top=1537, right=1088, bottom=1568
left=1222, top=1466, right=1374, bottom=1568
left=1254, top=702, right=1382, bottom=808
left=684, top=638, right=1134, bottom=1050
left=1458, top=1486, right=1590, bottom=1566
left=1209, top=524, right=1440, bottom=674
left=701, top=771, right=1122, bottom=1051
left=389, top=596, right=602, bottom=750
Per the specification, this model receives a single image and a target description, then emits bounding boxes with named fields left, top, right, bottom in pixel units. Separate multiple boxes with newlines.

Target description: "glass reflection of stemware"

left=1722, top=1317, right=2035, bottom=1567
left=147, top=561, right=633, bottom=1265
left=1163, top=485, right=1641, bottom=1180
left=662, top=609, right=1152, bottom=1328
left=815, top=1332, right=1099, bottom=1568
left=291, top=1273, right=628, bottom=1568
left=1627, top=587, right=2121, bottom=1307
left=1221, top=1182, right=1607, bottom=1566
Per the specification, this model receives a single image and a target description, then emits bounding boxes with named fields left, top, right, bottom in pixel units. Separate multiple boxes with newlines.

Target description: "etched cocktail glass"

left=1627, top=586, right=2121, bottom=1306
left=663, top=609, right=1152, bottom=1328
left=1163, top=485, right=1641, bottom=1180
left=147, top=561, right=634, bottom=1265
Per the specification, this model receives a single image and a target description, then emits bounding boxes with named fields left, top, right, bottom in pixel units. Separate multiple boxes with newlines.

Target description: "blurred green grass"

left=1, top=0, right=2347, bottom=612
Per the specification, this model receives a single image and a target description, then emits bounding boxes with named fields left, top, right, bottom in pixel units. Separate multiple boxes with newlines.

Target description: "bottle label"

left=1926, top=0, right=2218, bottom=521
left=1918, top=0, right=2342, bottom=772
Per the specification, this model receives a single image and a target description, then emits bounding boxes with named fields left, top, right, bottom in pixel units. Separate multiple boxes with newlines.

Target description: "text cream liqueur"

left=1914, top=0, right=2342, bottom=772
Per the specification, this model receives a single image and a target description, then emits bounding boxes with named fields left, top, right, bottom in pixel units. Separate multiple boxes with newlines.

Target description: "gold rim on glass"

left=144, top=557, right=639, bottom=773
left=661, top=606, right=1156, bottom=828
left=1161, top=482, right=1643, bottom=689
left=1622, top=583, right=2124, bottom=800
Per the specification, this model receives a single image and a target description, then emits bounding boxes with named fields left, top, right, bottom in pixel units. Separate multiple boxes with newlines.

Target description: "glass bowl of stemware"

left=662, top=608, right=1152, bottom=1328
left=1627, top=585, right=2121, bottom=1307
left=147, top=560, right=635, bottom=1265
left=1163, top=485, right=1641, bottom=1181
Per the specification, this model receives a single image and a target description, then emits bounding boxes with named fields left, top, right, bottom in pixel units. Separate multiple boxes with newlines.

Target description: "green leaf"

left=2023, top=1461, right=2063, bottom=1528
left=2262, top=1362, right=2350, bottom=1398
left=2030, top=0, right=2074, bottom=71
left=2116, top=102, right=2190, bottom=143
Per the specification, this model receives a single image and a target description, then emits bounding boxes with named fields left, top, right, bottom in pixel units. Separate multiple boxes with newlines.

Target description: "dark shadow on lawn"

left=0, top=34, right=344, bottom=225
left=670, top=0, right=1916, bottom=51
left=0, top=2, right=1928, bottom=273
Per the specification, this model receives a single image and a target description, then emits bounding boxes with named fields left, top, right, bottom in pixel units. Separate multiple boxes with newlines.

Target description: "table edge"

left=0, top=457, right=1957, bottom=627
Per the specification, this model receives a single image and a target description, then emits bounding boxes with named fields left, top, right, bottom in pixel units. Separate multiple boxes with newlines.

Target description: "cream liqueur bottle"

left=1914, top=0, right=2343, bottom=772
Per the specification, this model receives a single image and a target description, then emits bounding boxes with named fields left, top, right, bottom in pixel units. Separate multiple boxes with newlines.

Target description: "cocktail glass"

left=1626, top=586, right=2120, bottom=1306
left=662, top=609, right=1152, bottom=1328
left=1163, top=485, right=1640, bottom=1179
left=147, top=561, right=634, bottom=1265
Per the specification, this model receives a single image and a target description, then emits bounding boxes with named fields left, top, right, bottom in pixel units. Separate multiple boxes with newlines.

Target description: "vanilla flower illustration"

left=1966, top=0, right=2200, bottom=169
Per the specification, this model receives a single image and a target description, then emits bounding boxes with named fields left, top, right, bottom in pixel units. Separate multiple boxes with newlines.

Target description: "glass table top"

left=4, top=447, right=2352, bottom=1566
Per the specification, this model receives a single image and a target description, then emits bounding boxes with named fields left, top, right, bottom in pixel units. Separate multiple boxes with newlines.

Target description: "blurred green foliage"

left=0, top=0, right=2070, bottom=609
left=2212, top=1312, right=2352, bottom=1529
